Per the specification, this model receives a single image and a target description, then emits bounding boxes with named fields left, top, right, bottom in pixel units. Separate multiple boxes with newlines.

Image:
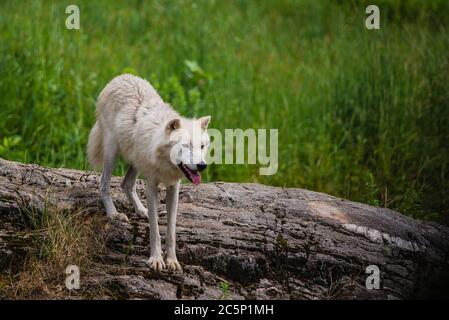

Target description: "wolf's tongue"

left=191, top=172, right=201, bottom=186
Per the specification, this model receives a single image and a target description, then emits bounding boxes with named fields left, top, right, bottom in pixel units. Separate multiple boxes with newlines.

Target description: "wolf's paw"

left=146, top=256, right=165, bottom=271
left=165, top=257, right=182, bottom=272
left=109, top=212, right=129, bottom=223
left=136, top=208, right=148, bottom=218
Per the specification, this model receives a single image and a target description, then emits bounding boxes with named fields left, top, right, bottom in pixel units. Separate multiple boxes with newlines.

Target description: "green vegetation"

left=218, top=281, right=230, bottom=299
left=0, top=0, right=448, bottom=223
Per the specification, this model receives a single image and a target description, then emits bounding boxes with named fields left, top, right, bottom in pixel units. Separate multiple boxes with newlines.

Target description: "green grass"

left=0, top=0, right=448, bottom=223
left=218, top=281, right=230, bottom=300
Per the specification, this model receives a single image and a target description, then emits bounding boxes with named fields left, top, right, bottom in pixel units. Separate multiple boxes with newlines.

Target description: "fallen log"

left=0, top=157, right=448, bottom=299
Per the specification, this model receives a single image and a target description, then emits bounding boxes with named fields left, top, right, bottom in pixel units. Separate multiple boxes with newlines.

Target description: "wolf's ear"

left=166, top=118, right=181, bottom=132
left=198, top=115, right=211, bottom=130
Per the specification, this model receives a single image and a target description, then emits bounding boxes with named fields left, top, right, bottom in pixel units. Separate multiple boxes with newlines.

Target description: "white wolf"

left=87, top=74, right=211, bottom=271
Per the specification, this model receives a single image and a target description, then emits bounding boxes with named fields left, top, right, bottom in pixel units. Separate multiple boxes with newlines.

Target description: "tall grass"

left=0, top=0, right=448, bottom=223
left=0, top=204, right=106, bottom=299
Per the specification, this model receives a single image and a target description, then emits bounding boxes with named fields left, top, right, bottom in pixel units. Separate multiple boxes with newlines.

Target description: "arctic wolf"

left=87, top=74, right=211, bottom=271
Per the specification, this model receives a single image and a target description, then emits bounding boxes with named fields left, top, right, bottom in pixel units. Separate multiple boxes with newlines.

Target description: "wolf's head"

left=165, top=115, right=211, bottom=185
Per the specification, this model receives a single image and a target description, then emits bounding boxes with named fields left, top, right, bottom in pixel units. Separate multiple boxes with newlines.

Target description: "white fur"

left=87, top=74, right=211, bottom=272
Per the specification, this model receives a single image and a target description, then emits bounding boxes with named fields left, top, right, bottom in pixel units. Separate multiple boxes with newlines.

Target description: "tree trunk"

left=0, top=158, right=448, bottom=299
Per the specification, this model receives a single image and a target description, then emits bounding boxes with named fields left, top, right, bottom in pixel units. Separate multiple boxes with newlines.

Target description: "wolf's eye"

left=201, top=144, right=205, bottom=150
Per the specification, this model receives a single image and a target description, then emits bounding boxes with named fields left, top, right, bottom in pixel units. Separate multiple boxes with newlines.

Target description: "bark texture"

left=1, top=158, right=448, bottom=299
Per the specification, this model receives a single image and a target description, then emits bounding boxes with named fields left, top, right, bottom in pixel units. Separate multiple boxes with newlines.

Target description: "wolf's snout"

left=196, top=162, right=207, bottom=171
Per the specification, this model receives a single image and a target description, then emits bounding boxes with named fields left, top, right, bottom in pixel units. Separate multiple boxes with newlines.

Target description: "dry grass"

left=0, top=204, right=110, bottom=299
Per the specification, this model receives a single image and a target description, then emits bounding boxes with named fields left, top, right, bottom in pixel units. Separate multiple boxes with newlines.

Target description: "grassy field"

left=0, top=0, right=448, bottom=223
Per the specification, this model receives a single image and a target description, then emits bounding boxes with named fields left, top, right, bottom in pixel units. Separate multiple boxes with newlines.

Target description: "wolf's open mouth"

left=178, top=163, right=201, bottom=186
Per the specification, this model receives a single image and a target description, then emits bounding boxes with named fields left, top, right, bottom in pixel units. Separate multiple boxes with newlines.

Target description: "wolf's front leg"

left=146, top=179, right=165, bottom=271
left=165, top=182, right=182, bottom=271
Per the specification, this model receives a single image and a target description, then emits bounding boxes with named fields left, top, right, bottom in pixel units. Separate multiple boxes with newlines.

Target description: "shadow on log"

left=0, top=158, right=448, bottom=299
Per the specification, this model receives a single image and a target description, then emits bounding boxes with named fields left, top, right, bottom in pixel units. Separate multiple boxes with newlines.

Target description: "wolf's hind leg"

left=121, top=165, right=148, bottom=218
left=100, top=134, right=128, bottom=222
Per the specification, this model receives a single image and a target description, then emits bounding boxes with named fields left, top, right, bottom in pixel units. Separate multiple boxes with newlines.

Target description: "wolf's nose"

left=197, top=162, right=207, bottom=171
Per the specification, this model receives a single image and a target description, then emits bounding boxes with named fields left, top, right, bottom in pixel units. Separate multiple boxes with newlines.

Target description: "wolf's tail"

left=87, top=121, right=104, bottom=169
